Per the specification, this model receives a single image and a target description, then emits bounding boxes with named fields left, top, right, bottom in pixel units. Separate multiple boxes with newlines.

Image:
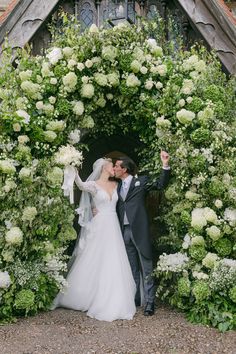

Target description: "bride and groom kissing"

left=52, top=151, right=170, bottom=322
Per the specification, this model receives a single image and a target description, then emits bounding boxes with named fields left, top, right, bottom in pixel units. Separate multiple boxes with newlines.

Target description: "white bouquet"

left=54, top=145, right=83, bottom=204
left=54, top=145, right=83, bottom=168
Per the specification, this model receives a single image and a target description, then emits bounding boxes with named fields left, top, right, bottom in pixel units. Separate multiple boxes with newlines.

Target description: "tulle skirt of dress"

left=52, top=211, right=136, bottom=321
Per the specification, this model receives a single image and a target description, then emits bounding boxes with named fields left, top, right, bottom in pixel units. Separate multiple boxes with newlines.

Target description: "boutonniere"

left=134, top=180, right=140, bottom=187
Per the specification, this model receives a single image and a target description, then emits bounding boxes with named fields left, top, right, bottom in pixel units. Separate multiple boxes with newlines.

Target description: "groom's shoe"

left=135, top=299, right=141, bottom=307
left=144, top=302, right=155, bottom=316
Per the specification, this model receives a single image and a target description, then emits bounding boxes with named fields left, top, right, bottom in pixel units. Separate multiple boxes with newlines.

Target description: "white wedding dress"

left=52, top=179, right=136, bottom=321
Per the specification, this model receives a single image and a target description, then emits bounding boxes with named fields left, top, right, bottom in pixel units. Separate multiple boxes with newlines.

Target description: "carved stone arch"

left=146, top=0, right=163, bottom=19
left=76, top=0, right=98, bottom=29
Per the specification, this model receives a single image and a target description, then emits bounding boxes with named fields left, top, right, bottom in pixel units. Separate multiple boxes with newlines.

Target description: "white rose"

left=13, top=123, right=21, bottom=132
left=85, top=59, right=93, bottom=68
left=140, top=66, right=148, bottom=75
left=77, top=63, right=85, bottom=71
left=50, top=78, right=58, bottom=85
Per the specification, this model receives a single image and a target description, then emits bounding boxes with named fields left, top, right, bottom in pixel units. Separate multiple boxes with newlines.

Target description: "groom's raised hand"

left=160, top=150, right=170, bottom=168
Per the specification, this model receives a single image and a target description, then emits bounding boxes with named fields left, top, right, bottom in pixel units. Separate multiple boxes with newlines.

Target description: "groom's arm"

left=144, top=150, right=170, bottom=191
left=144, top=168, right=170, bottom=192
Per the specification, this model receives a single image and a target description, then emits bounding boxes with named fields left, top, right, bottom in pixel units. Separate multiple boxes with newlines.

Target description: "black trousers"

left=123, top=225, right=156, bottom=304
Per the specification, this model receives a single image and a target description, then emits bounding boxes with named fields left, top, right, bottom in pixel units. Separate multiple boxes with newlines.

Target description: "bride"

left=52, top=158, right=136, bottom=321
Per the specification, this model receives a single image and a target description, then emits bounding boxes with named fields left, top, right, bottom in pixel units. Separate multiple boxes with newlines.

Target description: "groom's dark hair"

left=117, top=156, right=136, bottom=176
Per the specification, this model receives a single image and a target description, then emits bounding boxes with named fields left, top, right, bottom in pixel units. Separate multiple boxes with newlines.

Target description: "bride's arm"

left=74, top=169, right=97, bottom=195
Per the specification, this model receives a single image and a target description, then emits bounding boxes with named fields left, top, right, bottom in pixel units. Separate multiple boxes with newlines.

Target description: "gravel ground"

left=0, top=305, right=235, bottom=354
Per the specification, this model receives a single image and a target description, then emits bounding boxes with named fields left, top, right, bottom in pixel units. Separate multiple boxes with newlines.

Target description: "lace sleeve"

left=75, top=173, right=97, bottom=195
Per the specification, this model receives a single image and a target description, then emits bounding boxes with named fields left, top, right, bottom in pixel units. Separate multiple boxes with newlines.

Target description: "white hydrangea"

left=89, top=24, right=99, bottom=33
left=49, top=96, right=56, bottom=104
left=186, top=96, right=193, bottom=103
left=156, top=81, right=163, bottom=89
left=202, top=253, right=219, bottom=269
left=156, top=116, right=171, bottom=129
left=198, top=107, right=214, bottom=124
left=46, top=120, right=65, bottom=132
left=185, top=190, right=200, bottom=201
left=192, top=271, right=209, bottom=280
left=156, top=252, right=189, bottom=273
left=181, top=79, right=194, bottom=95
left=146, top=39, right=163, bottom=57
left=191, top=236, right=205, bottom=247
left=47, top=47, right=63, bottom=65
left=13, top=123, right=21, bottom=132
left=16, top=110, right=30, bottom=124
left=191, top=208, right=207, bottom=230
left=94, top=73, right=108, bottom=86
left=3, top=179, right=17, bottom=193
left=214, top=199, right=223, bottom=209
left=44, top=130, right=57, bottom=142
left=5, top=227, right=23, bottom=245
left=68, top=129, right=81, bottom=145
left=72, top=101, right=84, bottom=116
left=140, top=66, right=148, bottom=75
left=131, top=60, right=142, bottom=73
left=102, top=45, right=117, bottom=61
left=62, top=72, right=78, bottom=92
left=67, top=59, right=77, bottom=70
left=178, top=99, right=185, bottom=107
left=0, top=271, right=11, bottom=289
left=43, top=103, right=54, bottom=115
left=177, top=109, right=195, bottom=125
left=81, top=116, right=94, bottom=128
left=194, top=60, right=206, bottom=72
left=156, top=64, right=167, bottom=76
left=224, top=208, right=236, bottom=227
left=228, top=188, right=236, bottom=201
left=182, top=234, right=191, bottom=249
left=19, top=70, right=32, bottom=81
left=0, top=160, right=16, bottom=174
left=16, top=97, right=28, bottom=109
left=19, top=167, right=32, bottom=180
left=77, top=62, right=85, bottom=71
left=107, top=73, right=119, bottom=87
left=62, top=47, right=74, bottom=58
left=50, top=77, right=57, bottom=85
left=182, top=55, right=199, bottom=71
left=20, top=81, right=41, bottom=100
left=22, top=206, right=38, bottom=224
left=36, top=101, right=44, bottom=110
left=206, top=225, right=221, bottom=241
left=145, top=80, right=154, bottom=90
left=126, top=74, right=141, bottom=87
left=81, top=84, right=95, bottom=98
left=85, top=59, right=93, bottom=68
left=41, top=62, right=53, bottom=77
left=204, top=207, right=218, bottom=224
left=18, top=135, right=30, bottom=145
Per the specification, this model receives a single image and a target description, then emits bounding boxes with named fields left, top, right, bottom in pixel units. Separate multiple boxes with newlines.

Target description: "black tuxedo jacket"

left=116, top=169, right=170, bottom=259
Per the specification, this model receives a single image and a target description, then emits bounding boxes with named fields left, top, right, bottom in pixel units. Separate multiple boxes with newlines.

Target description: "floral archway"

left=0, top=16, right=235, bottom=330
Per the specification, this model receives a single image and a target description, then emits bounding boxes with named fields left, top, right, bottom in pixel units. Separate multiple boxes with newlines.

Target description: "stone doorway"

left=72, top=133, right=164, bottom=263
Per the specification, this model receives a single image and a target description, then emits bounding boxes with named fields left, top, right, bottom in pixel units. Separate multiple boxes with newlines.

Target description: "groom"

left=114, top=151, right=170, bottom=316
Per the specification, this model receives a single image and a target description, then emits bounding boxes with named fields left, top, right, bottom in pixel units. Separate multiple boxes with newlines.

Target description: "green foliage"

left=0, top=14, right=235, bottom=330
